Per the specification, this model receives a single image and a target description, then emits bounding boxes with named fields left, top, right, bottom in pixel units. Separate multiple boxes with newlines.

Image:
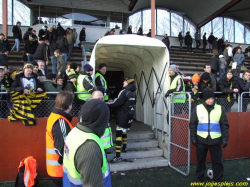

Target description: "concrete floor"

left=110, top=120, right=152, bottom=132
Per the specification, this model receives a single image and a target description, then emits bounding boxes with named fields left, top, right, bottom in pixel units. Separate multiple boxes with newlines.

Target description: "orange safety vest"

left=46, top=112, right=73, bottom=177
left=18, top=156, right=37, bottom=187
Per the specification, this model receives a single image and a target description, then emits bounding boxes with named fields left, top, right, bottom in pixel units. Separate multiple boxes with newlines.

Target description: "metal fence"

left=168, top=92, right=191, bottom=176
left=240, top=92, right=250, bottom=112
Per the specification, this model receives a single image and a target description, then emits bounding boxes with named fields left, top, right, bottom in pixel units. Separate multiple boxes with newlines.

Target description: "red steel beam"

left=2, top=0, right=8, bottom=37
left=151, top=0, right=155, bottom=38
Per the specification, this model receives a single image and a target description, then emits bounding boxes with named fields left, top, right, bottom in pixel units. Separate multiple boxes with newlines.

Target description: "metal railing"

left=240, top=92, right=250, bottom=112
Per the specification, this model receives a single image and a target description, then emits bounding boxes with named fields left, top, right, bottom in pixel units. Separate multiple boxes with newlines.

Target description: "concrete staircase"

left=108, top=131, right=168, bottom=172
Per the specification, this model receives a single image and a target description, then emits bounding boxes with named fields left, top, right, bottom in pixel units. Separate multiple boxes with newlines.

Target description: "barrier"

left=240, top=92, right=250, bottom=112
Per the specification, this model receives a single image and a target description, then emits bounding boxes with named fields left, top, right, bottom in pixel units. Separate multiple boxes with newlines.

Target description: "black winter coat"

left=218, top=75, right=238, bottom=99
left=34, top=43, right=48, bottom=61
left=10, top=72, right=44, bottom=93
left=23, top=31, right=32, bottom=44
left=79, top=29, right=86, bottom=41
left=184, top=35, right=192, bottom=45
left=107, top=83, right=136, bottom=128
left=238, top=78, right=250, bottom=98
left=24, top=40, right=38, bottom=55
left=209, top=56, right=219, bottom=71
left=208, top=35, right=215, bottom=45
left=57, top=36, right=68, bottom=53
left=57, top=26, right=65, bottom=37
left=12, top=25, right=22, bottom=40
left=189, top=102, right=229, bottom=145
left=203, top=35, right=207, bottom=45
left=0, top=39, right=11, bottom=53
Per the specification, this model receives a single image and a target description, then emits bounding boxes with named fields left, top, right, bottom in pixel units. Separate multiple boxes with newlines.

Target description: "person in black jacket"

left=189, top=87, right=229, bottom=182
left=202, top=32, right=207, bottom=53
left=10, top=63, right=44, bottom=94
left=24, top=34, right=38, bottom=63
left=238, top=70, right=250, bottom=112
left=79, top=27, right=86, bottom=45
left=184, top=31, right=193, bottom=53
left=38, top=26, right=48, bottom=40
left=0, top=33, right=11, bottom=67
left=34, top=38, right=49, bottom=74
left=207, top=33, right=215, bottom=53
left=162, top=34, right=170, bottom=50
left=23, top=28, right=33, bottom=44
left=127, top=25, right=132, bottom=34
left=11, top=21, right=22, bottom=52
left=178, top=32, right=184, bottom=50
left=56, top=22, right=65, bottom=37
left=137, top=26, right=143, bottom=35
left=107, top=78, right=136, bottom=163
left=218, top=69, right=239, bottom=112
left=56, top=36, right=68, bottom=62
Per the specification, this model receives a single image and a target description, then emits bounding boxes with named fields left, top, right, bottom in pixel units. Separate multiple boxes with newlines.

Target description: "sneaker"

left=110, top=156, right=122, bottom=163
left=122, top=148, right=127, bottom=152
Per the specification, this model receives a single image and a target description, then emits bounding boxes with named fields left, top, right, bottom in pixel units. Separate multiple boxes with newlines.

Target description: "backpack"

left=15, top=156, right=38, bottom=187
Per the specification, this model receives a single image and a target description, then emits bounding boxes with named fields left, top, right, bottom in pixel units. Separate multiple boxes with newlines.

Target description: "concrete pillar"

left=2, top=0, right=8, bottom=37
left=107, top=12, right=111, bottom=28
left=151, top=0, right=155, bottom=38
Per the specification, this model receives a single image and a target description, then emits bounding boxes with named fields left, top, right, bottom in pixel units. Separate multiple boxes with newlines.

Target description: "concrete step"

left=114, top=131, right=155, bottom=140
left=110, top=139, right=159, bottom=151
left=109, top=157, right=168, bottom=172
left=106, top=147, right=163, bottom=161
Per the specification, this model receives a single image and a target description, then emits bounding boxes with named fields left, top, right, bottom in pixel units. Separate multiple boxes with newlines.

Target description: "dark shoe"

left=110, top=156, right=122, bottom=163
left=122, top=148, right=127, bottom=152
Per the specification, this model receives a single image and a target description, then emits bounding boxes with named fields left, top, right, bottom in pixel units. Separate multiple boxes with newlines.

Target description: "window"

left=246, top=27, right=250, bottom=44
left=171, top=13, right=183, bottom=37
left=212, top=17, right=223, bottom=39
left=224, top=18, right=234, bottom=42
left=129, top=11, right=142, bottom=33
left=157, top=9, right=170, bottom=36
left=143, top=9, right=155, bottom=34
left=235, top=21, right=244, bottom=43
left=184, top=19, right=195, bottom=38
left=200, top=21, right=212, bottom=40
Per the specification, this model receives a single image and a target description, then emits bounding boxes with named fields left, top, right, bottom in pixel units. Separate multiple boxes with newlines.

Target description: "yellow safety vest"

left=169, top=75, right=186, bottom=103
left=95, top=72, right=109, bottom=101
left=76, top=74, right=92, bottom=101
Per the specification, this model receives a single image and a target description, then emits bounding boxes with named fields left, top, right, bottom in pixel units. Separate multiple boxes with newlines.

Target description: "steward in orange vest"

left=46, top=91, right=74, bottom=187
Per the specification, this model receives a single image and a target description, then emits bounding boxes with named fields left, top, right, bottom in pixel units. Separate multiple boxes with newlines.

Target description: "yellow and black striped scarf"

left=227, top=80, right=233, bottom=102
left=8, top=91, right=47, bottom=126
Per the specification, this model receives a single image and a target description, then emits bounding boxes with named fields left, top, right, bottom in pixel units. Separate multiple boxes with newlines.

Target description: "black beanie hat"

left=201, top=72, right=210, bottom=81
left=202, top=87, right=214, bottom=101
left=31, top=61, right=38, bottom=67
left=46, top=73, right=56, bottom=80
left=70, top=62, right=78, bottom=70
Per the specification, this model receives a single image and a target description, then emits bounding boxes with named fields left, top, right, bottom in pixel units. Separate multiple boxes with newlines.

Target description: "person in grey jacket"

left=54, top=49, right=66, bottom=76
left=233, top=48, right=245, bottom=76
left=219, top=55, right=227, bottom=78
left=195, top=31, right=201, bottom=50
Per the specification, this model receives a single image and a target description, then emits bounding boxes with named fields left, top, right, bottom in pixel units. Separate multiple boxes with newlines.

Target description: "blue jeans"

left=208, top=44, right=212, bottom=53
left=219, top=68, right=226, bottom=78
left=11, top=38, right=20, bottom=51
left=68, top=44, right=74, bottom=59
left=180, top=40, right=183, bottom=49
left=27, top=54, right=34, bottom=63
left=63, top=53, right=68, bottom=62
left=50, top=55, right=57, bottom=74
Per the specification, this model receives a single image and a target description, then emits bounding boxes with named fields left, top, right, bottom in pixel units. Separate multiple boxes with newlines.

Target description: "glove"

left=192, top=139, right=198, bottom=147
left=222, top=141, right=228, bottom=148
left=105, top=89, right=110, bottom=95
left=165, top=92, right=170, bottom=98
left=58, top=156, right=63, bottom=165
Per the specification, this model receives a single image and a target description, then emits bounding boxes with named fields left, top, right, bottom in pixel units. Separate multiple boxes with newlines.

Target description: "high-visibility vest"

left=197, top=104, right=222, bottom=139
left=100, top=123, right=113, bottom=149
left=63, top=127, right=112, bottom=187
left=17, top=156, right=37, bottom=187
left=95, top=72, right=109, bottom=100
left=46, top=112, right=73, bottom=177
left=169, top=75, right=186, bottom=103
left=76, top=74, right=92, bottom=101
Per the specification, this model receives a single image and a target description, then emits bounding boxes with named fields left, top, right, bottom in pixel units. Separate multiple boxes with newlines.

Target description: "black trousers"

left=52, top=177, right=62, bottom=187
left=196, top=143, right=224, bottom=182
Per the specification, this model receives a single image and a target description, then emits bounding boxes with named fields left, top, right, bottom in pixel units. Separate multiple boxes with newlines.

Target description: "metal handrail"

left=240, top=92, right=250, bottom=112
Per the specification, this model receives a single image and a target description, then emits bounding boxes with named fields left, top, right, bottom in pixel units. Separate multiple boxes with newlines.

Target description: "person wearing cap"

left=54, top=49, right=66, bottom=76
left=218, top=54, right=227, bottom=78
left=11, top=21, right=22, bottom=52
left=10, top=63, right=44, bottom=95
left=190, top=87, right=229, bottom=182
left=63, top=99, right=112, bottom=187
left=218, top=69, right=239, bottom=112
left=42, top=73, right=62, bottom=99
left=185, top=73, right=201, bottom=108
left=76, top=64, right=104, bottom=103
left=95, top=63, right=110, bottom=101
left=107, top=78, right=136, bottom=163
left=46, top=91, right=74, bottom=187
left=0, top=33, right=11, bottom=67
left=200, top=64, right=217, bottom=91
left=238, top=70, right=250, bottom=112
left=24, top=34, right=38, bottom=63
left=165, top=64, right=186, bottom=113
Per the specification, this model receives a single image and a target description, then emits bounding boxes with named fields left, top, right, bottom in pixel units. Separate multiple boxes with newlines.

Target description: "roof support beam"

left=128, top=0, right=138, bottom=11
left=197, top=0, right=242, bottom=29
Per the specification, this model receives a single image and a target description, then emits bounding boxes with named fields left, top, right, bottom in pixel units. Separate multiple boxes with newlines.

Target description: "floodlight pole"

left=151, top=0, right=155, bottom=38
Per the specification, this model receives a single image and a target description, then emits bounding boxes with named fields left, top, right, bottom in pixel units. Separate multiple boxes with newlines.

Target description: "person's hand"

left=192, top=139, right=198, bottom=147
left=165, top=92, right=170, bottom=98
left=37, top=88, right=43, bottom=92
left=222, top=141, right=228, bottom=148
left=194, top=86, right=198, bottom=90
left=233, top=88, right=239, bottom=93
left=46, top=61, right=48, bottom=65
left=23, top=89, right=29, bottom=95
left=58, top=72, right=61, bottom=75
left=4, top=51, right=9, bottom=55
left=26, top=53, right=30, bottom=56
left=108, top=99, right=113, bottom=102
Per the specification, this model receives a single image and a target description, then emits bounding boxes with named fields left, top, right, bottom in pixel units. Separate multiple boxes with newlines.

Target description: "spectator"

left=79, top=27, right=86, bottom=44
left=189, top=87, right=229, bottom=183
left=228, top=45, right=233, bottom=59
left=24, top=34, right=38, bottom=63
left=162, top=34, right=170, bottom=50
left=199, top=72, right=213, bottom=92
left=46, top=91, right=74, bottom=187
left=65, top=63, right=71, bottom=74
left=0, top=33, right=11, bottom=67
left=147, top=29, right=151, bottom=37
left=65, top=28, right=70, bottom=36
left=95, top=63, right=109, bottom=101
left=178, top=32, right=184, bottom=50
left=233, top=48, right=245, bottom=76
left=232, top=44, right=242, bottom=56
left=38, top=26, right=48, bottom=40
left=57, top=22, right=65, bottom=37
left=238, top=70, right=250, bottom=112
left=185, top=31, right=193, bottom=53
left=23, top=28, right=33, bottom=44
left=11, top=21, right=22, bottom=52
left=244, top=45, right=250, bottom=58
left=107, top=78, right=136, bottom=163
left=212, top=37, right=218, bottom=56
left=202, top=32, right=207, bottom=53
left=42, top=73, right=62, bottom=99
left=32, top=30, right=38, bottom=40
left=54, top=49, right=66, bottom=76
left=34, top=37, right=49, bottom=74
left=48, top=33, right=58, bottom=75
left=223, top=44, right=231, bottom=68
left=207, top=33, right=215, bottom=53
left=0, top=65, right=11, bottom=100
left=217, top=36, right=225, bottom=54
left=195, top=31, right=201, bottom=50
left=10, top=63, right=44, bottom=94
left=209, top=55, right=219, bottom=78
left=56, top=75, right=63, bottom=86
left=37, top=60, right=46, bottom=82
left=218, top=69, right=239, bottom=112
left=63, top=99, right=111, bottom=187
left=127, top=25, right=132, bottom=34
left=31, top=61, right=41, bottom=75
left=200, top=64, right=217, bottom=91
left=66, top=29, right=76, bottom=59
left=72, top=28, right=78, bottom=45
left=137, top=26, right=143, bottom=35
left=57, top=35, right=68, bottom=62
left=219, top=55, right=227, bottom=78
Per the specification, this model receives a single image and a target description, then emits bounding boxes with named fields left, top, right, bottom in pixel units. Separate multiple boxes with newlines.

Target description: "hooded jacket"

left=107, top=83, right=136, bottom=128
left=218, top=74, right=239, bottom=99
left=56, top=36, right=69, bottom=53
